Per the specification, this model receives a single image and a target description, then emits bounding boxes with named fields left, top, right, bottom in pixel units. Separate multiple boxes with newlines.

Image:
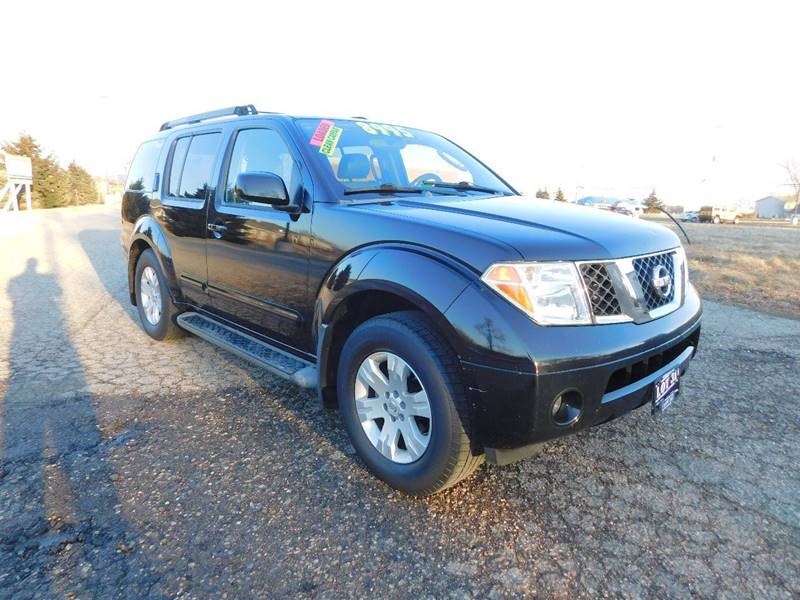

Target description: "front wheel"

left=134, top=249, right=184, bottom=341
left=337, top=311, right=483, bottom=495
left=713, top=215, right=721, bottom=224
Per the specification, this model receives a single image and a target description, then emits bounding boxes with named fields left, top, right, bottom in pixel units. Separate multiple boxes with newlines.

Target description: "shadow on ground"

left=0, top=229, right=165, bottom=599
left=77, top=228, right=139, bottom=326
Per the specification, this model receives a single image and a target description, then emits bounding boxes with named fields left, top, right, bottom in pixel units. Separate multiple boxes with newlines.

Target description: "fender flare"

left=127, top=215, right=180, bottom=305
left=313, top=243, right=478, bottom=399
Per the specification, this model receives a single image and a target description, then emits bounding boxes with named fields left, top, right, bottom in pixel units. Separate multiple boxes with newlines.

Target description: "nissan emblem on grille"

left=632, top=251, right=676, bottom=311
left=651, top=264, right=673, bottom=298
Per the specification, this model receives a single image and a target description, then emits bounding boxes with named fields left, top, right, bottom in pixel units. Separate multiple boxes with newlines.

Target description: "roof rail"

left=159, top=104, right=258, bottom=131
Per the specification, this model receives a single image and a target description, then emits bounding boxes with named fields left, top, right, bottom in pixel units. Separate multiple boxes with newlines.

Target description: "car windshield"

left=295, top=118, right=515, bottom=198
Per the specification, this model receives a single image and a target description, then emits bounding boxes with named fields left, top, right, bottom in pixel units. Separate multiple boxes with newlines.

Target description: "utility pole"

left=781, top=161, right=800, bottom=224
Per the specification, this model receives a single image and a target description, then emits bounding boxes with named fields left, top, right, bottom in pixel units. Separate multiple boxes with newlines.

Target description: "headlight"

left=481, top=262, right=591, bottom=325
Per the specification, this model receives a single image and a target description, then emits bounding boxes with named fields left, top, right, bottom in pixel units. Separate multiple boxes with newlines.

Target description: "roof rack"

left=159, top=104, right=258, bottom=131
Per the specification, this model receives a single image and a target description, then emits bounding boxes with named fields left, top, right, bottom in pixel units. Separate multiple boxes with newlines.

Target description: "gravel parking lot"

left=1, top=205, right=798, bottom=599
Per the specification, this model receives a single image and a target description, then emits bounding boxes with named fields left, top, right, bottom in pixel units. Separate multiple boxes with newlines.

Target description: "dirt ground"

left=646, top=216, right=800, bottom=319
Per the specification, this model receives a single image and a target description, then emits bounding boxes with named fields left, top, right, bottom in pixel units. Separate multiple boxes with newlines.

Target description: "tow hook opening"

left=552, top=390, right=583, bottom=426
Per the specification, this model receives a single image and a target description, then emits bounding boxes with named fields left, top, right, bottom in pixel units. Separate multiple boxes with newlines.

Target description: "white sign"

left=3, top=153, right=32, bottom=184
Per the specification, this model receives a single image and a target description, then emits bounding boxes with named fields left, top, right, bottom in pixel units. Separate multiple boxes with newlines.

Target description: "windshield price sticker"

left=310, top=120, right=335, bottom=146
left=319, top=126, right=343, bottom=156
left=355, top=122, right=413, bottom=138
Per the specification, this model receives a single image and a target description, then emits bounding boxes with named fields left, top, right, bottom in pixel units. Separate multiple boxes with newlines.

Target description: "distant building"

left=755, top=196, right=786, bottom=219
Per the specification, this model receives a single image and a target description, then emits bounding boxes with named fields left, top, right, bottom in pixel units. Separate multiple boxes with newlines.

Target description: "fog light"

left=551, top=390, right=583, bottom=426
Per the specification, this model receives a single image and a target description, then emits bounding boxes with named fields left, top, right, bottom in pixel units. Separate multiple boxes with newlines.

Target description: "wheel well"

left=321, top=290, right=433, bottom=406
left=127, top=239, right=151, bottom=305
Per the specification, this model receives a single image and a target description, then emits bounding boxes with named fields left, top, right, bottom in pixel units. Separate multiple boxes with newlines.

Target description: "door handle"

left=207, top=223, right=227, bottom=238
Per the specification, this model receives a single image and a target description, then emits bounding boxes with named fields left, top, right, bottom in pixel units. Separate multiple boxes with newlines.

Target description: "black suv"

left=122, top=105, right=702, bottom=495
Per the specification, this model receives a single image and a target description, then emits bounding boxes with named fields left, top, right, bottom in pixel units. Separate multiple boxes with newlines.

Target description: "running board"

left=177, top=312, right=317, bottom=389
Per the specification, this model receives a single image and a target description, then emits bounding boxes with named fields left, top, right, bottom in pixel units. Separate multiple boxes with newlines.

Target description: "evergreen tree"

left=643, top=189, right=664, bottom=213
left=67, top=161, right=100, bottom=205
left=554, top=188, right=566, bottom=202
left=535, top=188, right=550, bottom=199
left=2, top=133, right=69, bottom=208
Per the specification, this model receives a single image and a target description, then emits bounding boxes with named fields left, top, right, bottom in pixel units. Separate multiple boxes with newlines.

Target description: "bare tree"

left=782, top=160, right=800, bottom=220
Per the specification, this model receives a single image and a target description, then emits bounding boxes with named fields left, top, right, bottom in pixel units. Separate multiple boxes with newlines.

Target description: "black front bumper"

left=460, top=295, right=702, bottom=465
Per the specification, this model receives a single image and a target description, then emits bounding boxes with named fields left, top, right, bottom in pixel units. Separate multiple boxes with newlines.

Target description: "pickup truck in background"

left=698, top=205, right=741, bottom=224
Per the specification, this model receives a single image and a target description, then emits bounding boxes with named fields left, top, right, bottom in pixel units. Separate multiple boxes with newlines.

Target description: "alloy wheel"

left=139, top=266, right=162, bottom=326
left=354, top=351, right=432, bottom=464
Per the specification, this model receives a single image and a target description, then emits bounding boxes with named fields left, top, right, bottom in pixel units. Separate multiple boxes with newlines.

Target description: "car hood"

left=354, top=195, right=680, bottom=264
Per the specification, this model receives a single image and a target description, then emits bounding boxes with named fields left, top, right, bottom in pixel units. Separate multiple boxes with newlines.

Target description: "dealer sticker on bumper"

left=652, top=367, right=680, bottom=415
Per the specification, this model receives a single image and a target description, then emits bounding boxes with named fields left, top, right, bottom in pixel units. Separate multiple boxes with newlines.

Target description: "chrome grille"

left=632, top=251, right=676, bottom=310
left=580, top=263, right=621, bottom=316
left=576, top=248, right=684, bottom=324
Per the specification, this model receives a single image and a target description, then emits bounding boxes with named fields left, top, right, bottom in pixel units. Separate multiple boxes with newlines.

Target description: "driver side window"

left=224, top=128, right=301, bottom=206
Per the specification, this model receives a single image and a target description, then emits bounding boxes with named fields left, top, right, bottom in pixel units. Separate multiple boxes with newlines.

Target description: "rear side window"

left=168, top=137, right=190, bottom=197
left=167, top=132, right=222, bottom=200
left=125, top=139, right=164, bottom=191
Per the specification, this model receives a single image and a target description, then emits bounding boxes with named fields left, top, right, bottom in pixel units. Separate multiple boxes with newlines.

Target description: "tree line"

left=535, top=188, right=567, bottom=201
left=535, top=186, right=665, bottom=212
left=0, top=134, right=100, bottom=208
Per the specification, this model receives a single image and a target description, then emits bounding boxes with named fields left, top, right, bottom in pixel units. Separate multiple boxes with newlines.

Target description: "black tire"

left=134, top=249, right=183, bottom=341
left=337, top=311, right=483, bottom=495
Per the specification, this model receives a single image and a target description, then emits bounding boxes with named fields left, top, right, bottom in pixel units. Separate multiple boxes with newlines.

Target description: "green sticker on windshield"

left=319, top=126, right=342, bottom=156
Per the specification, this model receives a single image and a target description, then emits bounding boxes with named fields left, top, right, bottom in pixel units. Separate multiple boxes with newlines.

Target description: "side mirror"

left=234, top=172, right=290, bottom=207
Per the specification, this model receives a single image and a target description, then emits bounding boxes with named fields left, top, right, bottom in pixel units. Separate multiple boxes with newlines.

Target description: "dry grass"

left=646, top=217, right=800, bottom=319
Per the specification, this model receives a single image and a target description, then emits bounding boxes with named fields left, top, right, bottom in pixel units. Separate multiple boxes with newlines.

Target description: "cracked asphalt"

left=1, top=205, right=798, bottom=599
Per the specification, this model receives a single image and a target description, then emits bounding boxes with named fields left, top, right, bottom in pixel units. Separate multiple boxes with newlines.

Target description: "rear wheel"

left=134, top=249, right=184, bottom=341
left=337, top=311, right=483, bottom=495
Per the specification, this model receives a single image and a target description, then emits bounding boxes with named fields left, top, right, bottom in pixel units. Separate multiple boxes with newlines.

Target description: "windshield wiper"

left=344, top=184, right=425, bottom=195
left=423, top=181, right=511, bottom=195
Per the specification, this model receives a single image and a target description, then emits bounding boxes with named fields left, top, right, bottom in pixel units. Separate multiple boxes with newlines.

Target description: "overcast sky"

left=1, top=0, right=798, bottom=208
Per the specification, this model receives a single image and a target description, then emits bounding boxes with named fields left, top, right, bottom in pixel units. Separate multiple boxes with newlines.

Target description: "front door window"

left=224, top=128, right=301, bottom=207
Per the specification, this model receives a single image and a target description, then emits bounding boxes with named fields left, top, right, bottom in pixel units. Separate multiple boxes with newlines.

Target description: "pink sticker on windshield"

left=310, top=120, right=334, bottom=146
